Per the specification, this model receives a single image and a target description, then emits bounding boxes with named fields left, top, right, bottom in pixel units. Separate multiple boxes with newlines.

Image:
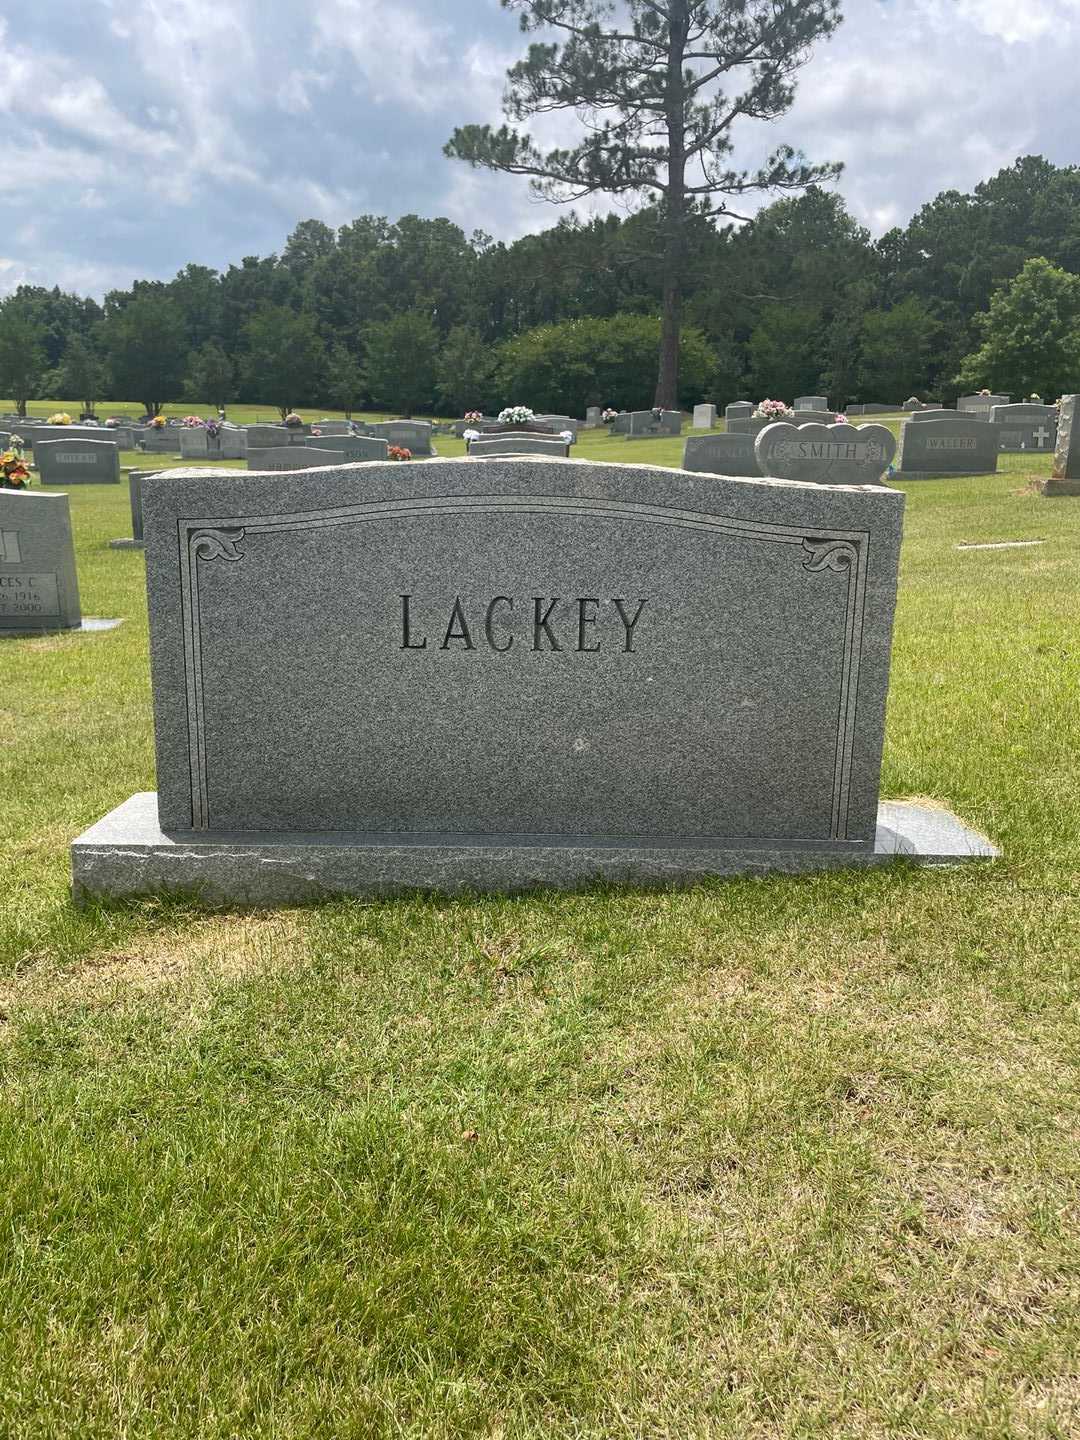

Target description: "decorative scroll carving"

left=191, top=527, right=245, bottom=563
left=802, top=538, right=858, bottom=573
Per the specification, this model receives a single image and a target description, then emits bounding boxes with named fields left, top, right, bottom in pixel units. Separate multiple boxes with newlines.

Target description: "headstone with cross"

left=990, top=403, right=1058, bottom=453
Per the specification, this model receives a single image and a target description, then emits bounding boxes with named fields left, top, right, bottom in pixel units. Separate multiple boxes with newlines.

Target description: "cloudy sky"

left=0, top=0, right=1076, bottom=298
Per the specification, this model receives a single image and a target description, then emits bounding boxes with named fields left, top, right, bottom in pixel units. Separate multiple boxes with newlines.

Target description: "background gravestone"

left=467, top=437, right=571, bottom=457
left=139, top=428, right=183, bottom=454
left=0, top=490, right=82, bottom=631
left=755, top=423, right=896, bottom=486
left=246, top=425, right=290, bottom=449
left=303, top=434, right=389, bottom=462
left=626, top=410, right=682, bottom=438
left=311, top=421, right=353, bottom=436
left=219, top=426, right=247, bottom=459
left=365, top=421, right=435, bottom=456
left=895, top=416, right=1000, bottom=476
left=692, top=403, right=717, bottom=429
left=248, top=447, right=354, bottom=471
left=794, top=395, right=828, bottom=411
left=990, top=403, right=1057, bottom=452
left=585, top=406, right=602, bottom=427
left=911, top=409, right=958, bottom=422
left=682, top=433, right=760, bottom=477
left=35, top=438, right=120, bottom=485
left=724, top=401, right=753, bottom=422
left=180, top=428, right=220, bottom=459
left=1046, top=394, right=1080, bottom=495
left=110, top=469, right=163, bottom=549
left=957, top=393, right=1009, bottom=417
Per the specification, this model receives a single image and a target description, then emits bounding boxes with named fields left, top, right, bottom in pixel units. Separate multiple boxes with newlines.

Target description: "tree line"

left=2, top=155, right=1080, bottom=418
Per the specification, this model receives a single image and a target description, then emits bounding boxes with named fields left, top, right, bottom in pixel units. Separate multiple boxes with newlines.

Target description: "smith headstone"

left=0, top=490, right=82, bottom=631
left=755, top=423, right=896, bottom=486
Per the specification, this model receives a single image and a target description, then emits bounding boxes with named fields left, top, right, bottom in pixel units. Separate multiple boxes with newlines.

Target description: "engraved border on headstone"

left=170, top=493, right=872, bottom=842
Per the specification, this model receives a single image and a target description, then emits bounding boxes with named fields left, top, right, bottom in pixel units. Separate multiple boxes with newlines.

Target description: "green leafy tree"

left=57, top=334, right=106, bottom=415
left=0, top=300, right=47, bottom=416
left=857, top=297, right=937, bottom=402
left=746, top=303, right=823, bottom=401
left=186, top=340, right=236, bottom=412
left=103, top=293, right=188, bottom=415
left=240, top=307, right=327, bottom=418
left=323, top=343, right=365, bottom=418
left=446, top=0, right=841, bottom=408
left=364, top=311, right=439, bottom=416
left=956, top=257, right=1080, bottom=400
left=436, top=326, right=495, bottom=415
left=494, top=312, right=715, bottom=412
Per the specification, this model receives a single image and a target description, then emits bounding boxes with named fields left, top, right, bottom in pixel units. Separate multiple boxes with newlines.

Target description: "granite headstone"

left=1046, top=395, right=1080, bottom=495
left=0, top=490, right=82, bottom=631
left=35, top=438, right=120, bottom=485
left=681, top=433, right=760, bottom=477
left=692, top=404, right=717, bottom=429
left=990, top=403, right=1057, bottom=453
left=895, top=416, right=1000, bottom=476
left=755, top=423, right=896, bottom=486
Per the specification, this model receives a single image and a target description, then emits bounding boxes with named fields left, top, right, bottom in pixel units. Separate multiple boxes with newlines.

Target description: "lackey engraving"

left=399, top=595, right=648, bottom=652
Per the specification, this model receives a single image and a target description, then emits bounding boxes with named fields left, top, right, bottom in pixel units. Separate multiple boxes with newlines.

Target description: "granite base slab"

left=1042, top=479, right=1080, bottom=496
left=72, top=794, right=999, bottom=907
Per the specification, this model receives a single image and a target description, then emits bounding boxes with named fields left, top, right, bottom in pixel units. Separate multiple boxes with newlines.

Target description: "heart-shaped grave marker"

left=754, top=422, right=896, bottom=486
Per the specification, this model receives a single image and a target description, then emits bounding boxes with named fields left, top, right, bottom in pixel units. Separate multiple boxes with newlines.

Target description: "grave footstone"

left=692, top=404, right=717, bottom=429
left=681, top=433, right=759, bottom=477
left=35, top=438, right=120, bottom=485
left=755, top=423, right=896, bottom=486
left=1045, top=395, right=1080, bottom=496
left=72, top=456, right=997, bottom=902
left=990, top=403, right=1057, bottom=453
left=895, top=416, right=1000, bottom=476
left=0, top=490, right=82, bottom=631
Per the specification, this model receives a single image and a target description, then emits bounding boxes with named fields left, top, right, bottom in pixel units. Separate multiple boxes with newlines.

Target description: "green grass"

left=0, top=439, right=1078, bottom=1437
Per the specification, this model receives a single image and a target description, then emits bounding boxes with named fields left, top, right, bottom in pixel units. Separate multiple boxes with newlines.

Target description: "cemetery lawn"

left=1, top=451, right=1078, bottom=1439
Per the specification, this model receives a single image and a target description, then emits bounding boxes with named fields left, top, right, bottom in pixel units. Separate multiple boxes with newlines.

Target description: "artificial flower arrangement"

left=283, top=413, right=304, bottom=428
left=104, top=417, right=119, bottom=428
left=834, top=413, right=848, bottom=424
left=978, top=388, right=991, bottom=397
left=462, top=429, right=480, bottom=442
left=150, top=415, right=167, bottom=428
left=181, top=415, right=203, bottom=427
left=498, top=405, right=535, bottom=425
left=752, top=399, right=793, bottom=420
left=1029, top=393, right=1042, bottom=403
left=1, top=437, right=31, bottom=489
left=602, top=408, right=618, bottom=423
left=464, top=410, right=483, bottom=423
left=205, top=419, right=222, bottom=439
left=47, top=412, right=72, bottom=426
left=388, top=445, right=412, bottom=462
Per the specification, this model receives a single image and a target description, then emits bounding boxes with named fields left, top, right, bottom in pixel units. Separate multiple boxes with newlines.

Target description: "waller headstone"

left=71, top=457, right=996, bottom=903
left=895, top=416, right=1000, bottom=476
left=0, top=490, right=82, bottom=632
